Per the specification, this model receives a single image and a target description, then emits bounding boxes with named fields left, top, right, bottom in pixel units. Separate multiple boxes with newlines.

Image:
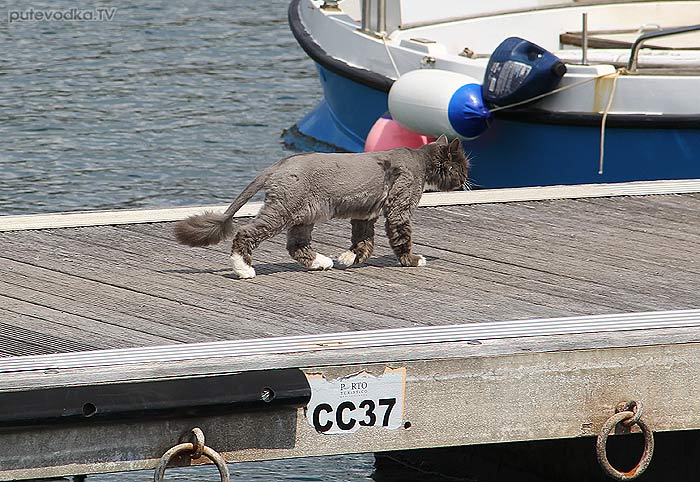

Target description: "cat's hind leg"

left=230, top=210, right=287, bottom=279
left=287, top=223, right=333, bottom=271
left=337, top=218, right=377, bottom=267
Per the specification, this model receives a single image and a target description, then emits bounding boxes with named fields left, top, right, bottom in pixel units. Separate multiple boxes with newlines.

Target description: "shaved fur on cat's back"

left=174, top=135, right=468, bottom=278
left=265, top=147, right=430, bottom=222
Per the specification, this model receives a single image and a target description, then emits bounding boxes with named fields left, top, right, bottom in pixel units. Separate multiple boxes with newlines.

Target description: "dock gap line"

left=1, top=308, right=699, bottom=373
left=1, top=178, right=699, bottom=232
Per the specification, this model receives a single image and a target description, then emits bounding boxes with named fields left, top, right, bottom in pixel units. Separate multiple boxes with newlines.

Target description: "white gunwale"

left=1, top=178, right=699, bottom=232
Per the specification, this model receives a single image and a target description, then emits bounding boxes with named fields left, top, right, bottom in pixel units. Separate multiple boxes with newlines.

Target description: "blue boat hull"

left=284, top=63, right=700, bottom=188
left=284, top=65, right=389, bottom=153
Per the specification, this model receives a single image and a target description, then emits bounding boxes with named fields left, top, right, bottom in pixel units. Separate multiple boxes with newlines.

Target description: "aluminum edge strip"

left=1, top=309, right=699, bottom=373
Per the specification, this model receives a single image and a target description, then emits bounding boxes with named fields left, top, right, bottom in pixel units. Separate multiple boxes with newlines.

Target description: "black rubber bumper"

left=0, top=369, right=311, bottom=427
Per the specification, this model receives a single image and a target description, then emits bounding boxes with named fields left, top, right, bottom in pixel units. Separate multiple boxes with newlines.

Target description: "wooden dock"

left=1, top=180, right=700, bottom=480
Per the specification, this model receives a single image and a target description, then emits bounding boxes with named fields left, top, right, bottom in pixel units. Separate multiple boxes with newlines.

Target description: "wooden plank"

left=0, top=279, right=187, bottom=347
left=413, top=204, right=700, bottom=305
left=0, top=309, right=98, bottom=356
left=542, top=197, right=700, bottom=247
left=0, top=203, right=262, bottom=232
left=312, top=227, right=627, bottom=316
left=431, top=198, right=700, bottom=261
left=574, top=197, right=700, bottom=243
left=0, top=226, right=312, bottom=328
left=5, top=309, right=699, bottom=375
left=0, top=193, right=696, bottom=361
left=91, top=222, right=564, bottom=325
left=101, top=225, right=559, bottom=326
left=125, top=222, right=605, bottom=321
left=0, top=228, right=424, bottom=336
left=417, top=208, right=700, bottom=284
left=408, top=233, right=698, bottom=308
left=629, top=193, right=700, bottom=213
left=0, top=257, right=299, bottom=342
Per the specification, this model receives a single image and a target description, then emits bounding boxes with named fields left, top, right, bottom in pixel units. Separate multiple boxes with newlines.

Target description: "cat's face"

left=427, top=137, right=469, bottom=191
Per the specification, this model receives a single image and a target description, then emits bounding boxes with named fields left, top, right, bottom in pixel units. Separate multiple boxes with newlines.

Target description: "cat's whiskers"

left=463, top=177, right=481, bottom=191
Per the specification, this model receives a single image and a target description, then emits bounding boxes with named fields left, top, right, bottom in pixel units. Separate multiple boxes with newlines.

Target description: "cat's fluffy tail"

left=174, top=170, right=269, bottom=247
left=174, top=211, right=233, bottom=247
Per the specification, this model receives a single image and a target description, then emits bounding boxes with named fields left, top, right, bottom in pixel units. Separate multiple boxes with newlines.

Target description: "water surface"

left=2, top=0, right=317, bottom=215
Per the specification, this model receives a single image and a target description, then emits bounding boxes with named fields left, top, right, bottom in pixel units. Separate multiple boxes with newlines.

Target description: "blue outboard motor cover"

left=482, top=37, right=567, bottom=107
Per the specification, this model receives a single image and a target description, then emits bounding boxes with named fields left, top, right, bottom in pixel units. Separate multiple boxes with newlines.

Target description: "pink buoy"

left=364, top=113, right=436, bottom=152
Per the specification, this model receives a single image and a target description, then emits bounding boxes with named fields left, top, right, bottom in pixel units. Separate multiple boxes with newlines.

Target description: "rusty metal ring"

left=596, top=410, right=654, bottom=480
left=188, top=427, right=205, bottom=460
left=618, top=400, right=642, bottom=427
left=154, top=442, right=230, bottom=482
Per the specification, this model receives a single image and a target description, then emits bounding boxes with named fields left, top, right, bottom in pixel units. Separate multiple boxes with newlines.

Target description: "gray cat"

left=174, top=135, right=468, bottom=278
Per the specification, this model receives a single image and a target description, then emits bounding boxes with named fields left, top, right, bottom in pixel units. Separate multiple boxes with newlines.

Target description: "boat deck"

left=2, top=190, right=699, bottom=357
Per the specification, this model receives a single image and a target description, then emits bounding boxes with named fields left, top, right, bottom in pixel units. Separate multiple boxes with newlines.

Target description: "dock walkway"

left=1, top=180, right=700, bottom=480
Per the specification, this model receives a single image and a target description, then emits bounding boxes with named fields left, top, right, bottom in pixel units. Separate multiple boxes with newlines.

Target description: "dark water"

left=1, top=0, right=318, bottom=215
left=93, top=454, right=376, bottom=482
left=1, top=0, right=384, bottom=480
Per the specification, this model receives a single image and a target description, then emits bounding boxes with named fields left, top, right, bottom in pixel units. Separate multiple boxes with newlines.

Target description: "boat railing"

left=627, top=24, right=700, bottom=71
left=360, top=0, right=387, bottom=36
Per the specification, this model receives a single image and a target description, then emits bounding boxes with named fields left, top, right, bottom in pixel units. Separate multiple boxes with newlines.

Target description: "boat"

left=285, top=0, right=700, bottom=188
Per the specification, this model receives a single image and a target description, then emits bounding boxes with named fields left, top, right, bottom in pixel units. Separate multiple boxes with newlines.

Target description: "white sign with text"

left=305, top=368, right=406, bottom=435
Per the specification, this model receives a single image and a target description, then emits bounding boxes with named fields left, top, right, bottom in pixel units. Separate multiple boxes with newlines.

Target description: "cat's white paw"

left=336, top=251, right=357, bottom=268
left=416, top=255, right=427, bottom=267
left=309, top=253, right=333, bottom=271
left=231, top=253, right=256, bottom=279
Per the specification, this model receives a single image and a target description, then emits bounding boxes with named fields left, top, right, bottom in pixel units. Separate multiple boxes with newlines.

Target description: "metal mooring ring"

left=186, top=427, right=205, bottom=460
left=154, top=435, right=230, bottom=482
left=617, top=400, right=643, bottom=428
left=596, top=408, right=654, bottom=480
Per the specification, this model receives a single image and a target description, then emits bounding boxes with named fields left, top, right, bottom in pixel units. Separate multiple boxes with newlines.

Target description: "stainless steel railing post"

left=581, top=13, right=589, bottom=65
left=376, top=0, right=386, bottom=35
left=361, top=0, right=372, bottom=33
left=361, top=0, right=388, bottom=36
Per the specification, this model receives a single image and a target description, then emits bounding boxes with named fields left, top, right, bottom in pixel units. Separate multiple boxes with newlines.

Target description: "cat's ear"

left=435, top=134, right=449, bottom=146
left=447, top=138, right=462, bottom=160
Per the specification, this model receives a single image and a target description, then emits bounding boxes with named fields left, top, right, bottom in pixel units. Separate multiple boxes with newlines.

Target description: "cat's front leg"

left=385, top=216, right=426, bottom=267
left=383, top=173, right=426, bottom=267
left=337, top=218, right=377, bottom=267
left=384, top=208, right=426, bottom=267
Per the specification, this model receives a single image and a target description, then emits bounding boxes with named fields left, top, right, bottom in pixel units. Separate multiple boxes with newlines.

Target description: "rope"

left=488, top=69, right=623, bottom=113
left=381, top=33, right=402, bottom=78
left=489, top=68, right=626, bottom=176
left=599, top=69, right=622, bottom=174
